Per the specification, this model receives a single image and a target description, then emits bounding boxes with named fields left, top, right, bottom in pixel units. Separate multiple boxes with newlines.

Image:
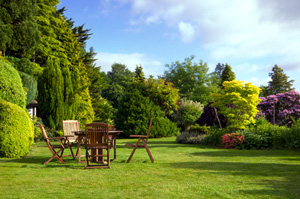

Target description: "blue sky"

left=58, top=0, right=300, bottom=91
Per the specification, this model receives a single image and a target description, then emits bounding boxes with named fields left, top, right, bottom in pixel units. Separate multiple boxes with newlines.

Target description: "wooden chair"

left=108, top=124, right=117, bottom=160
left=40, top=124, right=75, bottom=165
left=125, top=118, right=154, bottom=163
left=85, top=123, right=111, bottom=169
left=62, top=120, right=81, bottom=156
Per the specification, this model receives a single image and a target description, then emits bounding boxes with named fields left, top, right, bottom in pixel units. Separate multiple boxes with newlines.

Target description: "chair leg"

left=113, top=136, right=117, bottom=160
left=141, top=139, right=154, bottom=163
left=44, top=149, right=65, bottom=165
left=126, top=138, right=141, bottom=163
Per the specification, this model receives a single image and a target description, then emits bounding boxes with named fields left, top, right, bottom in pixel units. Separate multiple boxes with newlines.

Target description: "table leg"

left=114, top=135, right=117, bottom=160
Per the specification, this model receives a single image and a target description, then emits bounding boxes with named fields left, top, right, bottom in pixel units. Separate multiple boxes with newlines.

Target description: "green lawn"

left=1, top=137, right=300, bottom=199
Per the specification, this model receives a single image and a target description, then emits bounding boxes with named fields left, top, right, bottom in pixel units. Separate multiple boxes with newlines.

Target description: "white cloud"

left=178, top=22, right=196, bottom=43
left=95, top=52, right=164, bottom=77
left=120, top=0, right=300, bottom=64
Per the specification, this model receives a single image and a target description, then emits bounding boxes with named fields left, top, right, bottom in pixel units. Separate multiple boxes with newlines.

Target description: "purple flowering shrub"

left=257, top=91, right=300, bottom=126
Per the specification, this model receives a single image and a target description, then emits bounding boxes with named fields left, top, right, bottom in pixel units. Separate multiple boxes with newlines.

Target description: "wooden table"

left=73, top=130, right=122, bottom=163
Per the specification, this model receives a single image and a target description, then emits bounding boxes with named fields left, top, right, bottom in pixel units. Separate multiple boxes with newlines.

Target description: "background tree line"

left=0, top=0, right=295, bottom=136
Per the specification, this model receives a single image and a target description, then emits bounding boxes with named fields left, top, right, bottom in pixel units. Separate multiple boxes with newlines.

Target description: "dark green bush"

left=115, top=89, right=179, bottom=137
left=0, top=60, right=26, bottom=108
left=0, top=99, right=34, bottom=158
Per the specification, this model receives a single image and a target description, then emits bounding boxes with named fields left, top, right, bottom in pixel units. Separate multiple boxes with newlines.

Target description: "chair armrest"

left=47, top=137, right=66, bottom=140
left=129, top=135, right=148, bottom=138
left=64, top=135, right=75, bottom=137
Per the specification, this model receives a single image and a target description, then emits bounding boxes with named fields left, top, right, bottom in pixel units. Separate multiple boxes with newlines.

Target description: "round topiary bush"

left=0, top=60, right=26, bottom=108
left=0, top=99, right=34, bottom=158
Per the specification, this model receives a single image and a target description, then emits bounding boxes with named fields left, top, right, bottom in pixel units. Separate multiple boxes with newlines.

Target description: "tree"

left=143, top=77, right=179, bottom=116
left=37, top=58, right=64, bottom=130
left=215, top=63, right=225, bottom=79
left=35, top=0, right=94, bottom=127
left=220, top=63, right=235, bottom=87
left=102, top=63, right=133, bottom=108
left=0, top=0, right=40, bottom=58
left=133, top=65, right=146, bottom=83
left=114, top=88, right=179, bottom=137
left=211, top=80, right=261, bottom=130
left=266, top=64, right=294, bottom=95
left=164, top=56, right=219, bottom=104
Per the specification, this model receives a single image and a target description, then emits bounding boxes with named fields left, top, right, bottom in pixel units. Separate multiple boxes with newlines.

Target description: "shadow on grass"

left=191, top=149, right=300, bottom=159
left=168, top=161, right=300, bottom=198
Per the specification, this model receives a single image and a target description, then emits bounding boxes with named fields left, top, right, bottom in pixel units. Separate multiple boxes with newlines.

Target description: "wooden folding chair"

left=40, top=124, right=75, bottom=165
left=62, top=120, right=81, bottom=156
left=125, top=118, right=154, bottom=163
left=85, top=123, right=111, bottom=169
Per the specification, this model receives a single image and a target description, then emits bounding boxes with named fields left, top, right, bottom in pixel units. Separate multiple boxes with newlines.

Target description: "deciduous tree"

left=211, top=80, right=261, bottom=130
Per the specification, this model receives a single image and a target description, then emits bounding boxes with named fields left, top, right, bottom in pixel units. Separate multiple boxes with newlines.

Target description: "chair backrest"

left=85, top=123, right=109, bottom=146
left=108, top=124, right=116, bottom=131
left=145, top=118, right=153, bottom=141
left=62, top=120, right=80, bottom=142
left=40, top=124, right=55, bottom=152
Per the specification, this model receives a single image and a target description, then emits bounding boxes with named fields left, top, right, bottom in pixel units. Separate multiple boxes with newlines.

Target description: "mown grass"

left=1, top=137, right=300, bottom=199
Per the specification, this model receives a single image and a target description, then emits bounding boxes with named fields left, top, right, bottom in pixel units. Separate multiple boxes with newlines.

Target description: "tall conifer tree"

left=266, top=64, right=294, bottom=95
left=220, top=63, right=235, bottom=87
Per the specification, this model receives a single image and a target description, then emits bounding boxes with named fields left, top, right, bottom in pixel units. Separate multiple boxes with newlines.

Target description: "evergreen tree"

left=215, top=63, right=225, bottom=79
left=220, top=63, right=235, bottom=87
left=133, top=65, right=146, bottom=83
left=38, top=58, right=64, bottom=130
left=0, top=0, right=40, bottom=58
left=35, top=0, right=94, bottom=127
left=266, top=64, right=295, bottom=95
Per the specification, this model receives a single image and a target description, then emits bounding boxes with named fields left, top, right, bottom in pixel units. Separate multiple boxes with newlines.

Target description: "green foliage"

left=93, top=95, right=114, bottom=124
left=214, top=63, right=225, bottom=79
left=164, top=56, right=220, bottom=104
left=37, top=58, right=64, bottom=130
left=220, top=63, right=235, bottom=87
left=151, top=117, right=180, bottom=138
left=0, top=99, right=34, bottom=158
left=115, top=89, right=178, bottom=138
left=266, top=64, right=295, bottom=95
left=211, top=80, right=261, bottom=130
left=144, top=77, right=179, bottom=116
left=0, top=0, right=40, bottom=58
left=102, top=63, right=133, bottom=108
left=6, top=56, right=35, bottom=75
left=18, top=72, right=37, bottom=105
left=133, top=65, right=146, bottom=83
left=172, top=99, right=204, bottom=132
left=202, top=127, right=231, bottom=146
left=32, top=116, right=43, bottom=142
left=0, top=60, right=26, bottom=108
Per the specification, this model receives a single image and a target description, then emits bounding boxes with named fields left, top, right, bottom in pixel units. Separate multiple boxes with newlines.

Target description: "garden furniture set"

left=40, top=118, right=154, bottom=168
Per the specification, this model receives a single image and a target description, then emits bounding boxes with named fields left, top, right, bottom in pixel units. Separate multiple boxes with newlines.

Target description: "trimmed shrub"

left=0, top=60, right=26, bottom=108
left=0, top=99, right=34, bottom=158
